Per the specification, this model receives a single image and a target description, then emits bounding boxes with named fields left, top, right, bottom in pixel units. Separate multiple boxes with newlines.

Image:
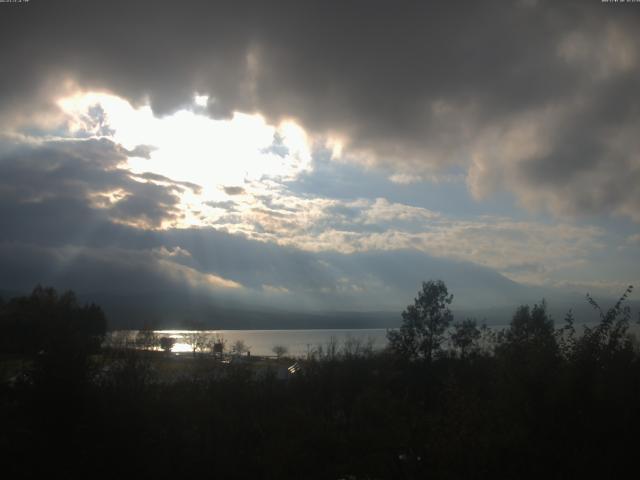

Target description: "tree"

left=500, top=301, right=556, bottom=353
left=478, top=322, right=497, bottom=355
left=272, top=344, right=288, bottom=359
left=0, top=286, right=108, bottom=396
left=574, top=285, right=635, bottom=366
left=185, top=331, right=210, bottom=356
left=342, top=335, right=375, bottom=359
left=0, top=285, right=106, bottom=355
left=496, top=300, right=559, bottom=371
left=210, top=333, right=227, bottom=358
left=232, top=339, right=249, bottom=356
left=160, top=336, right=176, bottom=353
left=103, top=330, right=135, bottom=351
left=450, top=318, right=481, bottom=358
left=387, top=280, right=454, bottom=362
left=136, top=323, right=159, bottom=351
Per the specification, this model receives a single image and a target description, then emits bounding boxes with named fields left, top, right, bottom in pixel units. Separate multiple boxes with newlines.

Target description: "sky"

left=0, top=0, right=639, bottom=320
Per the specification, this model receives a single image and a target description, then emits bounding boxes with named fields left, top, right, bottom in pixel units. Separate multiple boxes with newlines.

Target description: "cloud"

left=0, top=134, right=547, bottom=310
left=262, top=284, right=290, bottom=295
left=0, top=137, right=190, bottom=230
left=205, top=184, right=604, bottom=285
left=0, top=243, right=242, bottom=298
left=0, top=130, right=614, bottom=304
left=223, top=186, right=246, bottom=196
left=205, top=200, right=239, bottom=211
left=132, top=171, right=202, bottom=194
left=627, top=234, right=640, bottom=245
left=2, top=1, right=639, bottom=221
left=0, top=1, right=636, bottom=317
left=124, top=144, right=156, bottom=159
left=389, top=174, right=422, bottom=185
left=466, top=88, right=640, bottom=221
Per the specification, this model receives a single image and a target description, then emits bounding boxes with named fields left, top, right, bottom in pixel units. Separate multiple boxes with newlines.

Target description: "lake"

left=114, top=328, right=390, bottom=357
left=112, top=320, right=620, bottom=357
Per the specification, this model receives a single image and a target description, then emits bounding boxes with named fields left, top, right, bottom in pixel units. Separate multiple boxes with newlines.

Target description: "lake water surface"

left=115, top=320, right=620, bottom=357
left=119, top=328, right=390, bottom=357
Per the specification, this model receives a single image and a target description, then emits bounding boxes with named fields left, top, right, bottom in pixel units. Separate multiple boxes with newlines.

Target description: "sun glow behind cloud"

left=57, top=91, right=313, bottom=227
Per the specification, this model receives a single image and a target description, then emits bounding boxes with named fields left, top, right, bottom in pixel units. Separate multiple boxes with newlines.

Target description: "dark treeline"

left=0, top=285, right=106, bottom=355
left=1, top=282, right=639, bottom=479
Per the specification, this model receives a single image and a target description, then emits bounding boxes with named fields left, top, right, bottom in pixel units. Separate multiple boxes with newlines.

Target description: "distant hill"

left=80, top=291, right=401, bottom=330
left=3, top=286, right=637, bottom=331
left=80, top=292, right=640, bottom=331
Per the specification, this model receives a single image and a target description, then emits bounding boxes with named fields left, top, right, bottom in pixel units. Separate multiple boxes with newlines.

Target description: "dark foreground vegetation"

left=1, top=282, right=640, bottom=479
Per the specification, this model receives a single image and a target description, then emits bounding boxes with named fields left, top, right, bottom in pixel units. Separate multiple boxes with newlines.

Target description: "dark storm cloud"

left=0, top=138, right=184, bottom=231
left=2, top=1, right=640, bottom=219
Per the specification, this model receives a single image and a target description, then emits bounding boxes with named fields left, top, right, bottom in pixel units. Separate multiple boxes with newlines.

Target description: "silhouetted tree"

left=574, top=285, right=636, bottom=366
left=387, top=280, right=453, bottom=362
left=136, top=323, right=159, bottom=351
left=497, top=300, right=558, bottom=358
left=314, top=335, right=339, bottom=361
left=185, top=331, right=210, bottom=356
left=478, top=322, right=496, bottom=355
left=0, top=285, right=106, bottom=355
left=210, top=333, right=227, bottom=358
left=495, top=300, right=561, bottom=399
left=103, top=330, right=135, bottom=351
left=2, top=286, right=108, bottom=405
left=160, top=336, right=176, bottom=353
left=342, top=335, right=375, bottom=359
left=557, top=309, right=578, bottom=360
left=450, top=318, right=481, bottom=358
left=272, top=344, right=288, bottom=358
left=232, top=339, right=249, bottom=356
